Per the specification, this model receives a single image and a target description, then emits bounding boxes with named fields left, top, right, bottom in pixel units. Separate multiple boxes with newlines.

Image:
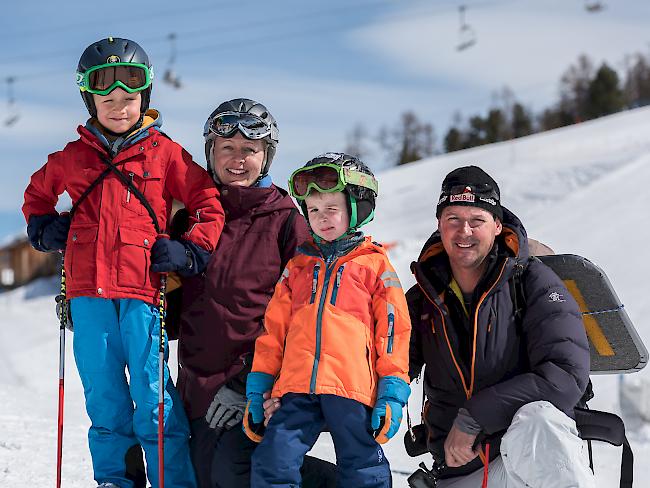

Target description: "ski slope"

left=3, top=107, right=650, bottom=486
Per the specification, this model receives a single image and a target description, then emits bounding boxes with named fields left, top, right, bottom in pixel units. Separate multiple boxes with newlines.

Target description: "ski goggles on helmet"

left=76, top=62, right=153, bottom=96
left=205, top=111, right=276, bottom=141
left=289, top=163, right=379, bottom=201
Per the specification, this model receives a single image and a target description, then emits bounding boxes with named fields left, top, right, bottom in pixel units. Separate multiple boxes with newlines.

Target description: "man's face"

left=439, top=205, right=502, bottom=272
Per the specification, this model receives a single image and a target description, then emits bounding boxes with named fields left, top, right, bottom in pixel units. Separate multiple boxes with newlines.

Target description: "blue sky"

left=1, top=0, right=649, bottom=239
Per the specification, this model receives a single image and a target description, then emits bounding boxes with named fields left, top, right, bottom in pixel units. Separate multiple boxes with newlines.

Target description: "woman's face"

left=211, top=132, right=266, bottom=187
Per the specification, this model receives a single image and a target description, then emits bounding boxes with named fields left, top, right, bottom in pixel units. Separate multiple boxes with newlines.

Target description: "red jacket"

left=22, top=112, right=224, bottom=304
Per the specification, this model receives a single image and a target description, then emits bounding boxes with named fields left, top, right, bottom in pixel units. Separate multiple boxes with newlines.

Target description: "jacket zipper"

left=126, top=172, right=134, bottom=203
left=309, top=259, right=335, bottom=393
left=387, top=302, right=395, bottom=354
left=186, top=209, right=201, bottom=236
left=329, top=264, right=345, bottom=305
left=310, top=263, right=320, bottom=304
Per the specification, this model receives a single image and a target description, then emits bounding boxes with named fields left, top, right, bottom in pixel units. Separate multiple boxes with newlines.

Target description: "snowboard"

left=538, top=254, right=648, bottom=374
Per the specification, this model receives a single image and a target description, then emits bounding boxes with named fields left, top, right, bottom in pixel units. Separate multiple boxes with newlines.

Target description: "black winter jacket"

left=407, top=207, right=590, bottom=475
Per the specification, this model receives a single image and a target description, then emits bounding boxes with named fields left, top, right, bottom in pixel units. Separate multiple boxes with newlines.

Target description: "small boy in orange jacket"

left=243, top=153, right=411, bottom=487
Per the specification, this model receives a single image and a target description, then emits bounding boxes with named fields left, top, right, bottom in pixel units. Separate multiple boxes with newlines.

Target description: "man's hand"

left=444, top=424, right=479, bottom=467
left=262, top=391, right=281, bottom=426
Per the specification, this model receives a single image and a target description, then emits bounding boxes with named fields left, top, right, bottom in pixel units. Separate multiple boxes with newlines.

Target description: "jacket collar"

left=79, top=108, right=162, bottom=157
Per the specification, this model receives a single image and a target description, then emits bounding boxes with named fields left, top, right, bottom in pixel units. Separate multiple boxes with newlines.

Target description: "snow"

left=4, top=107, right=650, bottom=486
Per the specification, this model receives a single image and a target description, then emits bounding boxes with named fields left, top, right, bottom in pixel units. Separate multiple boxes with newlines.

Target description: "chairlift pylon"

left=163, top=33, right=183, bottom=89
left=456, top=5, right=477, bottom=52
left=584, top=0, right=605, bottom=13
left=4, top=76, right=19, bottom=127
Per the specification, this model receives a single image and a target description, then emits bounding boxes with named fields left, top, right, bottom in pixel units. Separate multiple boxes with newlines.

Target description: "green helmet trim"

left=76, top=62, right=154, bottom=96
left=288, top=162, right=379, bottom=201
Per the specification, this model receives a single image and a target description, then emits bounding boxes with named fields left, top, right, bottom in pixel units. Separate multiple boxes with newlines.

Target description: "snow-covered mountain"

left=3, top=106, right=650, bottom=486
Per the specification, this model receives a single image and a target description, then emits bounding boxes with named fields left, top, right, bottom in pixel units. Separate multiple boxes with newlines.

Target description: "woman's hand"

left=262, top=391, right=281, bottom=426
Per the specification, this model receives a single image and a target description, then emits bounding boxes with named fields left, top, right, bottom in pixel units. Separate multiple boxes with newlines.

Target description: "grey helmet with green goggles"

left=289, top=153, right=378, bottom=233
left=76, top=37, right=154, bottom=118
left=203, top=98, right=279, bottom=184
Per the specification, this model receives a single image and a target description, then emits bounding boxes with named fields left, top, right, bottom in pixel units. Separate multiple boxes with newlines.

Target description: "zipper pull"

left=312, top=263, right=320, bottom=295
left=126, top=172, right=134, bottom=203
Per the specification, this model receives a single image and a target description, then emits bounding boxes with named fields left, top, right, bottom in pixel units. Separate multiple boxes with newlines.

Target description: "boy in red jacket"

left=22, top=37, right=223, bottom=488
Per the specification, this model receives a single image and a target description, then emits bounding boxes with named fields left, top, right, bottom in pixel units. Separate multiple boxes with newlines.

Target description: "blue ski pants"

left=251, top=393, right=391, bottom=488
left=70, top=297, right=197, bottom=488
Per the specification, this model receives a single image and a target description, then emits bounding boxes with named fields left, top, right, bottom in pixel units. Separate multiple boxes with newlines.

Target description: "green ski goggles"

left=289, top=162, right=378, bottom=201
left=76, top=62, right=153, bottom=96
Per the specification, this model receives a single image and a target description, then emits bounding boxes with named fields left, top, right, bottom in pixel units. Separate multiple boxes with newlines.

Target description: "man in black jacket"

left=408, top=166, right=595, bottom=487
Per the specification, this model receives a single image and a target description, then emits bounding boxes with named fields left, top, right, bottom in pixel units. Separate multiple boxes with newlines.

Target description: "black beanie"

left=436, top=165, right=503, bottom=220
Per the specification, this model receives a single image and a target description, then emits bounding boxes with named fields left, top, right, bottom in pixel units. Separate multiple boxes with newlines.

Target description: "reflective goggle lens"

left=291, top=165, right=342, bottom=198
left=89, top=65, right=147, bottom=91
left=209, top=113, right=271, bottom=139
left=77, top=63, right=152, bottom=95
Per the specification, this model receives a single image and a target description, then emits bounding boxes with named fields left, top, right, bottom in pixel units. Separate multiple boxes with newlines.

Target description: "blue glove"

left=27, top=214, right=71, bottom=252
left=371, top=376, right=411, bottom=444
left=243, top=372, right=274, bottom=443
left=150, top=238, right=211, bottom=276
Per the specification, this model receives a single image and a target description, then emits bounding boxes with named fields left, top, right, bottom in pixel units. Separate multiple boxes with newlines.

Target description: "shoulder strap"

left=509, top=256, right=534, bottom=332
left=69, top=154, right=160, bottom=234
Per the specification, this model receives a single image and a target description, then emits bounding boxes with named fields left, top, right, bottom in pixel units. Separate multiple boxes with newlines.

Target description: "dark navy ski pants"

left=251, top=393, right=391, bottom=487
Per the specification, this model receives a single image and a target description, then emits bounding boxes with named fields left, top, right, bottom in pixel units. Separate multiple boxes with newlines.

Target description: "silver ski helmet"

left=76, top=37, right=153, bottom=118
left=289, top=152, right=378, bottom=232
left=203, top=98, right=279, bottom=183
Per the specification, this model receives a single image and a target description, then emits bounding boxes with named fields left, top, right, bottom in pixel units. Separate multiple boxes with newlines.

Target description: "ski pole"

left=157, top=272, right=167, bottom=488
left=54, top=253, right=68, bottom=488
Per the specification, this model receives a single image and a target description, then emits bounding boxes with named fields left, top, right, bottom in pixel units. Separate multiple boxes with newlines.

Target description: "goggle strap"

left=349, top=196, right=358, bottom=230
left=343, top=168, right=379, bottom=194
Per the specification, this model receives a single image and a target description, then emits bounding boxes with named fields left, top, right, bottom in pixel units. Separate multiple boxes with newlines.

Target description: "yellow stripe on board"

left=564, top=280, right=615, bottom=357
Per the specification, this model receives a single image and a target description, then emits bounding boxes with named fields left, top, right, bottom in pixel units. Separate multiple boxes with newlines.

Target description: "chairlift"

left=162, top=33, right=182, bottom=89
left=4, top=77, right=19, bottom=127
left=456, top=5, right=477, bottom=52
left=584, top=1, right=605, bottom=13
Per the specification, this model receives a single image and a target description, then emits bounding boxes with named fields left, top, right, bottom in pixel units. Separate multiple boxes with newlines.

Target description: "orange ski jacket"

left=252, top=236, right=410, bottom=407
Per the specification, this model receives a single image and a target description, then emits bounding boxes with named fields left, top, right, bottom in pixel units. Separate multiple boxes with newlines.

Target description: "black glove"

left=150, top=238, right=211, bottom=276
left=27, top=214, right=71, bottom=252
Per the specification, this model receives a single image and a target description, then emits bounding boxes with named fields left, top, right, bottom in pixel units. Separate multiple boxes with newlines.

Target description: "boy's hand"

left=263, top=391, right=281, bottom=426
left=27, top=214, right=71, bottom=252
left=151, top=238, right=210, bottom=276
left=371, top=376, right=411, bottom=444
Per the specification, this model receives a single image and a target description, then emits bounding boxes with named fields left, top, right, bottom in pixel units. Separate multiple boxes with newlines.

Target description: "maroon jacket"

left=176, top=183, right=309, bottom=419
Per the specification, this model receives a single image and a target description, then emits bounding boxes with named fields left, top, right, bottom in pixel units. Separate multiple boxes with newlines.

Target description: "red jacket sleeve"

left=164, top=145, right=224, bottom=252
left=22, top=151, right=67, bottom=221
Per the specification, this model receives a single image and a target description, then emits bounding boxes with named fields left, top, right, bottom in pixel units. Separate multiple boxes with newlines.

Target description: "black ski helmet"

left=203, top=98, right=279, bottom=182
left=298, top=152, right=377, bottom=232
left=77, top=37, right=153, bottom=118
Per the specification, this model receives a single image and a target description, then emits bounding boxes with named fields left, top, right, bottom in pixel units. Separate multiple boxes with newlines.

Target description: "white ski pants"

left=436, top=401, right=596, bottom=488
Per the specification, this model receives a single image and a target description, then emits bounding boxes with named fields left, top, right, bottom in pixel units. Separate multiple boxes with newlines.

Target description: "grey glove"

left=205, top=384, right=247, bottom=432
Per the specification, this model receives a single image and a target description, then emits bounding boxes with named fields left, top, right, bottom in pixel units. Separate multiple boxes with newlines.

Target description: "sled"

left=538, top=254, right=648, bottom=374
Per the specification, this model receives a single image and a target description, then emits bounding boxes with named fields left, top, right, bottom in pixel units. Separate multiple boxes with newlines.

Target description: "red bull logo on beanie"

left=450, top=191, right=476, bottom=203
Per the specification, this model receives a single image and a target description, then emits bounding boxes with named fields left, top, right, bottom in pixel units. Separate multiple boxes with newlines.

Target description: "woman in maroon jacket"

left=170, top=99, right=333, bottom=488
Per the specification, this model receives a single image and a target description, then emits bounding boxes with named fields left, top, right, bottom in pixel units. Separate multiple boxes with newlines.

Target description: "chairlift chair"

left=4, top=76, right=19, bottom=127
left=456, top=5, right=477, bottom=52
left=162, top=33, right=183, bottom=89
left=585, top=1, right=605, bottom=13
